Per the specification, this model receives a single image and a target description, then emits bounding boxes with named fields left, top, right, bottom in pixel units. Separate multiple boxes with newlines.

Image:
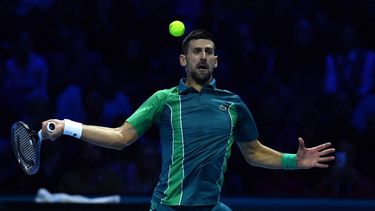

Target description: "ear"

left=214, top=55, right=218, bottom=68
left=179, top=54, right=186, bottom=67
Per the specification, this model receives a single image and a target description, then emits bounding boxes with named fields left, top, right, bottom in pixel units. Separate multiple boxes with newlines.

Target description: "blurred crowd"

left=1, top=0, right=375, bottom=199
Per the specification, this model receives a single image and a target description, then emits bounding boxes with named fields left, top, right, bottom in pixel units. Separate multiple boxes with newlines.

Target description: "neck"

left=185, top=77, right=211, bottom=92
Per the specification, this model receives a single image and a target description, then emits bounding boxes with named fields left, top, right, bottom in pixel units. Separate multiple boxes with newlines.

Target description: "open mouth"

left=197, top=64, right=209, bottom=70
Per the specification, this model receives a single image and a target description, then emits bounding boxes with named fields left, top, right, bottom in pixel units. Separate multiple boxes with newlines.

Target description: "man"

left=42, top=30, right=335, bottom=210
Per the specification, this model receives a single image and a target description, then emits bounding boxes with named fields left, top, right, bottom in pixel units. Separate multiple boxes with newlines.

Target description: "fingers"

left=319, top=156, right=335, bottom=162
left=298, top=137, right=333, bottom=151
left=313, top=142, right=333, bottom=152
left=298, top=137, right=305, bottom=150
left=297, top=137, right=336, bottom=169
left=315, top=163, right=330, bottom=168
left=315, top=156, right=335, bottom=168
left=315, top=152, right=335, bottom=169
left=319, top=148, right=336, bottom=157
left=41, top=119, right=63, bottom=141
left=41, top=121, right=53, bottom=140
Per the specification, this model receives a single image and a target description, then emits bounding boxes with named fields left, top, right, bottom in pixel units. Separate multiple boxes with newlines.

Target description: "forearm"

left=252, top=147, right=298, bottom=170
left=81, top=125, right=133, bottom=150
left=241, top=140, right=299, bottom=170
left=246, top=141, right=282, bottom=169
left=42, top=119, right=138, bottom=150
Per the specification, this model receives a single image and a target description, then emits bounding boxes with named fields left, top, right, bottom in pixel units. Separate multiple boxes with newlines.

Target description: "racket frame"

left=11, top=121, right=42, bottom=175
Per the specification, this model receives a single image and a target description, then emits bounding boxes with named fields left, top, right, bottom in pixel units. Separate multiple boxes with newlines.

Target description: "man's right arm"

left=41, top=119, right=138, bottom=150
left=42, top=89, right=170, bottom=150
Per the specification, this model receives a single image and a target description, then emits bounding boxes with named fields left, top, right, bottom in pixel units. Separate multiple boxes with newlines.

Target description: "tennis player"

left=42, top=30, right=335, bottom=211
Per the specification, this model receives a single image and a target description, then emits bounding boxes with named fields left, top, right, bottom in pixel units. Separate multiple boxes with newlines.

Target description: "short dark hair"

left=181, top=29, right=215, bottom=54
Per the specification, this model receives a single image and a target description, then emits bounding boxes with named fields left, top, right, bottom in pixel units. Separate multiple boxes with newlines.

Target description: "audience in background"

left=0, top=0, right=375, bottom=198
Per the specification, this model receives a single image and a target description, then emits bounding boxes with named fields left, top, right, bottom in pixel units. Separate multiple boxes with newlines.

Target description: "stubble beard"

left=191, top=68, right=213, bottom=86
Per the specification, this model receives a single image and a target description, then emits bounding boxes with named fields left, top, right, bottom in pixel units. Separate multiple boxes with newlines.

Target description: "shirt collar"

left=178, top=78, right=217, bottom=94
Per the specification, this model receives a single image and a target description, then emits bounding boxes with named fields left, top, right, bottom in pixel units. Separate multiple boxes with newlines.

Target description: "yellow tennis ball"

left=169, top=20, right=185, bottom=37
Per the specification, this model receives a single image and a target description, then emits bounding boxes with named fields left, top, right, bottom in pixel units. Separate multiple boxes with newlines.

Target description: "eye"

left=206, top=49, right=213, bottom=55
left=193, top=49, right=201, bottom=54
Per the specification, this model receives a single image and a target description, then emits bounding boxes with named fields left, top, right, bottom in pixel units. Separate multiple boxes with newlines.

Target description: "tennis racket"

left=10, top=121, right=55, bottom=175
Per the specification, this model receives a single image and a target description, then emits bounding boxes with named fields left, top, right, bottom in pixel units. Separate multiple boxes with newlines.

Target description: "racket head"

left=10, top=121, right=41, bottom=175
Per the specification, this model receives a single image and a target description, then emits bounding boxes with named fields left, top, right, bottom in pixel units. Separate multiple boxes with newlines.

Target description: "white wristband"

left=63, top=119, right=83, bottom=139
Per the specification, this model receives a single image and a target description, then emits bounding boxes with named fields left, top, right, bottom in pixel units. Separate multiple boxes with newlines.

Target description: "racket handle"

left=37, top=123, right=56, bottom=140
left=38, top=130, right=43, bottom=140
left=47, top=122, right=55, bottom=133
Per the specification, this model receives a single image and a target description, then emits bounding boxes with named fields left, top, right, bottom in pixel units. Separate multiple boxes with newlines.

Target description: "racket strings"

left=14, top=126, right=37, bottom=170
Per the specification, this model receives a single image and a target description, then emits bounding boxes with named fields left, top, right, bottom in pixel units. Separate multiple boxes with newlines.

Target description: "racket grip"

left=47, top=122, right=55, bottom=132
left=37, top=123, right=55, bottom=140
left=38, top=130, right=43, bottom=140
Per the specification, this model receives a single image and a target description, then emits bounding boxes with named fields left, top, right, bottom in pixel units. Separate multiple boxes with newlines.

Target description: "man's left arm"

left=237, top=137, right=335, bottom=170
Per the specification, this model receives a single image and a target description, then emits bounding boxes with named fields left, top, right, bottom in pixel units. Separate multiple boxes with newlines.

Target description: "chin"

left=195, top=77, right=211, bottom=85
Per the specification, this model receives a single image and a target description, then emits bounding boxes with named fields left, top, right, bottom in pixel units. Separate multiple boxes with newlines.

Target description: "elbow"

left=243, top=151, right=257, bottom=166
left=112, top=142, right=127, bottom=151
left=114, top=122, right=138, bottom=150
left=114, top=137, right=136, bottom=150
left=114, top=144, right=126, bottom=151
left=238, top=140, right=261, bottom=167
left=244, top=148, right=263, bottom=167
left=247, top=159, right=255, bottom=166
left=245, top=156, right=257, bottom=167
left=111, top=125, right=136, bottom=150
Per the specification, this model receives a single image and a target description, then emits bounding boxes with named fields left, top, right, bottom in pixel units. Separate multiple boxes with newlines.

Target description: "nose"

left=200, top=52, right=207, bottom=60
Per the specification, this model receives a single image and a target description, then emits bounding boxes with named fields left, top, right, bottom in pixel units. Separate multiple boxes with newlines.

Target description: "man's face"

left=180, top=39, right=218, bottom=85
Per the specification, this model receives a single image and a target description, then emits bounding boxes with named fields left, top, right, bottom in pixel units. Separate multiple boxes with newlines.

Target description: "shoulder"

left=153, top=86, right=178, bottom=97
left=156, top=86, right=179, bottom=94
left=148, top=86, right=179, bottom=102
left=215, top=88, right=243, bottom=102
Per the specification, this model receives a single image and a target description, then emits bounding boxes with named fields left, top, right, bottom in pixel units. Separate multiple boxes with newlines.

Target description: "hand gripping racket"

left=10, top=121, right=55, bottom=175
